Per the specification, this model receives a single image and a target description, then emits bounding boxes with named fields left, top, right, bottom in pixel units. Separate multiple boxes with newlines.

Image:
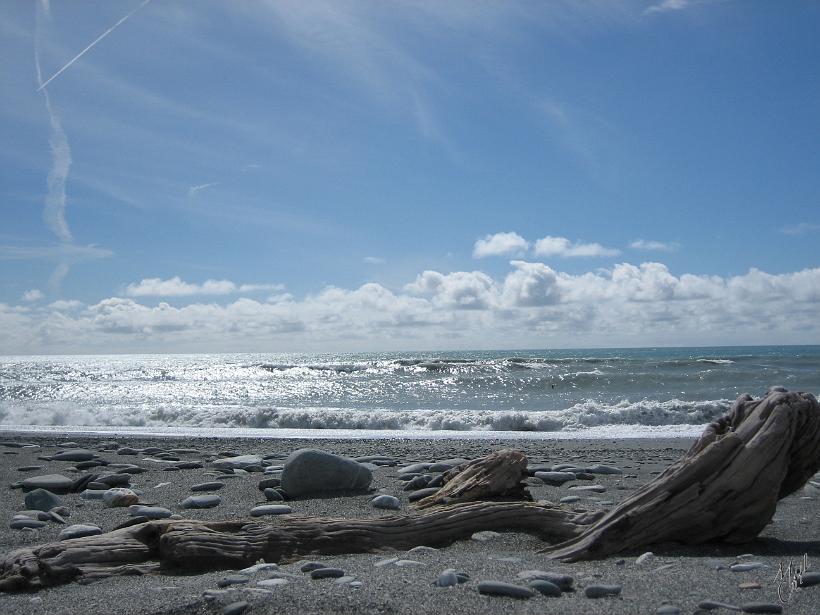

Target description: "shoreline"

left=0, top=424, right=705, bottom=441
left=0, top=433, right=818, bottom=614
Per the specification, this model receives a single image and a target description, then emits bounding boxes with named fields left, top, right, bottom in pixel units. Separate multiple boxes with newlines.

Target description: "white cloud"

left=124, top=277, right=283, bottom=297
left=534, top=235, right=620, bottom=258
left=629, top=239, right=679, bottom=252
left=49, top=299, right=84, bottom=311
left=781, top=223, right=820, bottom=236
left=406, top=270, right=498, bottom=310
left=22, top=289, right=44, bottom=302
left=473, top=232, right=529, bottom=258
left=0, top=244, right=113, bottom=262
left=2, top=262, right=820, bottom=353
left=645, top=0, right=690, bottom=15
left=363, top=256, right=385, bottom=264
left=502, top=261, right=560, bottom=307
left=187, top=182, right=219, bottom=198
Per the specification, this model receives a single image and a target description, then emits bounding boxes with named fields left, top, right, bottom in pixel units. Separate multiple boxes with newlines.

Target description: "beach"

left=1, top=432, right=818, bottom=615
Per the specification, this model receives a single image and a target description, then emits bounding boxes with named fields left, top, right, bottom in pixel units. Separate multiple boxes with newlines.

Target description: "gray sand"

left=0, top=434, right=818, bottom=614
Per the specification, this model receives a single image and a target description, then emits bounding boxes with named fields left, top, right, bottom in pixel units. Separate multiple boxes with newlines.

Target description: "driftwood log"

left=1, top=388, right=818, bottom=591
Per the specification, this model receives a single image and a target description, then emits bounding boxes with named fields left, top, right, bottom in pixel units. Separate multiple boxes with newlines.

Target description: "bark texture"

left=0, top=502, right=598, bottom=591
left=544, top=389, right=820, bottom=561
left=415, top=449, right=530, bottom=509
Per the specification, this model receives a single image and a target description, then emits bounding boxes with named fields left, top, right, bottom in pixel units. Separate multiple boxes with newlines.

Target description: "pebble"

left=515, top=570, right=574, bottom=591
left=335, top=576, right=356, bottom=584
left=128, top=505, right=173, bottom=519
left=10, top=518, right=46, bottom=530
left=730, top=562, right=767, bottom=572
left=635, top=552, right=655, bottom=565
left=739, top=582, right=761, bottom=590
left=24, top=488, right=62, bottom=512
left=263, top=488, right=284, bottom=502
left=300, top=561, right=327, bottom=572
left=408, top=487, right=440, bottom=501
left=174, top=462, right=204, bottom=470
left=528, top=580, right=562, bottom=596
left=96, top=473, right=131, bottom=487
left=656, top=606, right=681, bottom=614
left=374, top=557, right=399, bottom=567
left=59, top=524, right=102, bottom=540
left=585, top=584, right=622, bottom=598
left=256, top=578, right=289, bottom=587
left=281, top=449, right=372, bottom=496
left=191, top=481, right=225, bottom=492
left=181, top=495, right=222, bottom=509
left=698, top=600, right=741, bottom=611
left=394, top=560, right=423, bottom=567
left=310, top=567, right=345, bottom=579
left=535, top=471, right=577, bottom=486
left=799, top=571, right=820, bottom=586
left=371, top=495, right=401, bottom=510
left=586, top=464, right=623, bottom=475
left=17, top=465, right=44, bottom=472
left=568, top=485, right=607, bottom=493
left=403, top=475, right=431, bottom=491
left=103, top=488, right=139, bottom=507
left=80, top=489, right=108, bottom=500
left=51, top=449, right=97, bottom=462
left=218, top=574, right=250, bottom=587
left=213, top=455, right=264, bottom=471
left=434, top=569, right=458, bottom=587
left=471, top=531, right=500, bottom=542
left=559, top=496, right=581, bottom=504
left=398, top=463, right=432, bottom=474
left=250, top=505, right=292, bottom=516
left=740, top=604, right=782, bottom=614
left=222, top=600, right=249, bottom=615
left=116, top=447, right=140, bottom=455
left=258, top=478, right=281, bottom=490
left=21, top=474, right=75, bottom=494
left=477, top=581, right=535, bottom=599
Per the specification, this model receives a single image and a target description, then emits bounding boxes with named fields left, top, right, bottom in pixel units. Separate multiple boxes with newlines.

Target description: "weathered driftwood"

left=415, top=449, right=531, bottom=509
left=544, top=389, right=820, bottom=561
left=0, top=502, right=599, bottom=591
left=1, top=388, right=818, bottom=590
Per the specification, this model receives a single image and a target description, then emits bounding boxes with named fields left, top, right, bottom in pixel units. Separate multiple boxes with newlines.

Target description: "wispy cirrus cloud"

left=629, top=239, right=679, bottom=252
left=187, top=182, right=219, bottom=198
left=781, top=222, right=820, bottom=236
left=0, top=244, right=113, bottom=262
left=645, top=0, right=690, bottom=15
left=124, top=276, right=283, bottom=297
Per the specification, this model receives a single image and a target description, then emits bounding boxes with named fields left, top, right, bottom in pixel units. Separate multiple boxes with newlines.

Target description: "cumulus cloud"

left=534, top=236, right=620, bottom=258
left=124, top=277, right=283, bottom=297
left=629, top=239, right=679, bottom=252
left=2, top=262, right=820, bottom=353
left=473, top=232, right=529, bottom=258
left=22, top=289, right=44, bottom=302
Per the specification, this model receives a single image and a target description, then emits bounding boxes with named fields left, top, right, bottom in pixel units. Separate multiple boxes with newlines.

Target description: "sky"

left=1, top=0, right=819, bottom=354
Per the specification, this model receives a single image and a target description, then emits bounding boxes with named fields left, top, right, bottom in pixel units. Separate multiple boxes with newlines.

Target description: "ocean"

left=1, top=346, right=818, bottom=439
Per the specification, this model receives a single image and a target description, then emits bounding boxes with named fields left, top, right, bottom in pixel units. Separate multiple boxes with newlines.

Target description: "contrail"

left=36, top=0, right=152, bottom=92
left=35, top=2, right=72, bottom=244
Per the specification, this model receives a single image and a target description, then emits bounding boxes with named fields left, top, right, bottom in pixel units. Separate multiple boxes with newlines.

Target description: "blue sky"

left=1, top=0, right=819, bottom=353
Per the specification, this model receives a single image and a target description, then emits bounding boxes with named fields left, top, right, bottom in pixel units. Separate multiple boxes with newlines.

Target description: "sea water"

left=1, top=346, right=818, bottom=439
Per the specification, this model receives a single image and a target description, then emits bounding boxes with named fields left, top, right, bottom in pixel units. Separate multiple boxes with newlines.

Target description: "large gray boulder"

left=280, top=449, right=372, bottom=498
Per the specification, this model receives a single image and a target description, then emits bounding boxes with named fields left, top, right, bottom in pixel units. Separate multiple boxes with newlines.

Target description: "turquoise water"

left=1, top=346, right=818, bottom=435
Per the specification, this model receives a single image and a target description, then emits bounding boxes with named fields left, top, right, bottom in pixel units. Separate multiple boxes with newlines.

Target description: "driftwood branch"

left=0, top=502, right=599, bottom=591
left=544, top=389, right=820, bottom=561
